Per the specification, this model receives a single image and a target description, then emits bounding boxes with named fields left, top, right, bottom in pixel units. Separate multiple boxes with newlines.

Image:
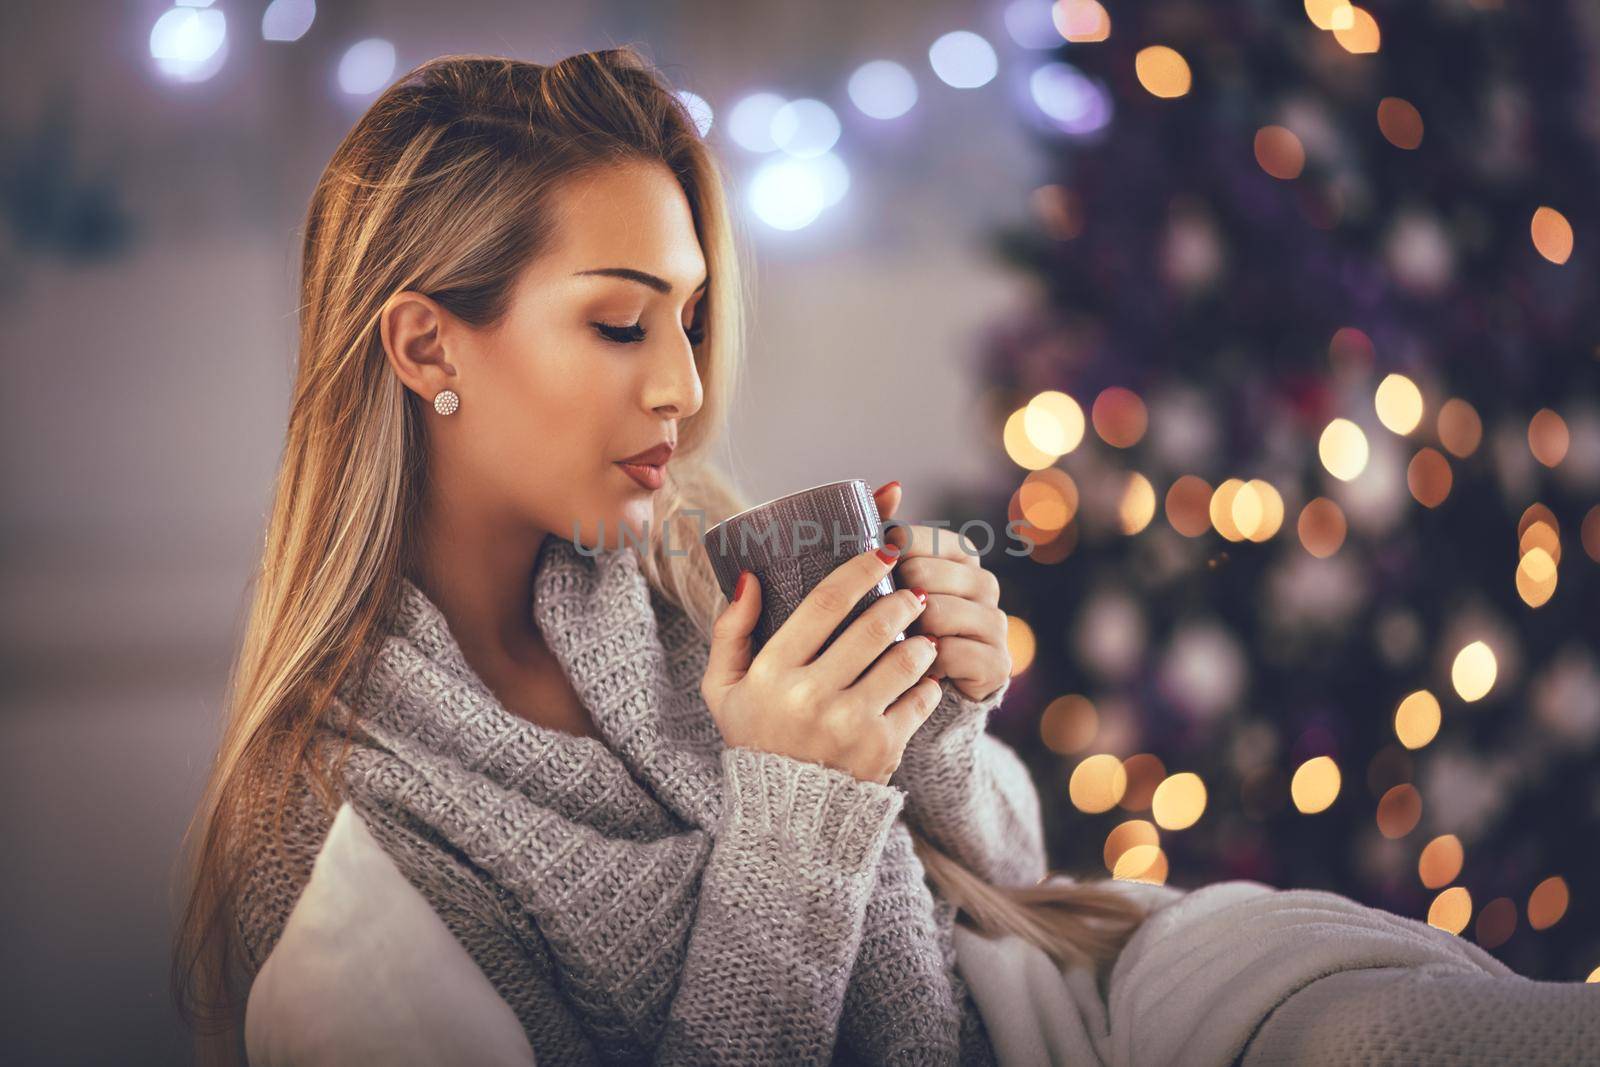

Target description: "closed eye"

left=592, top=319, right=707, bottom=346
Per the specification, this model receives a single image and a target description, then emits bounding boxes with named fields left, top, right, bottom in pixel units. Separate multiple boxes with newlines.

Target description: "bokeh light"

left=1016, top=468, right=1081, bottom=533
left=1112, top=843, right=1168, bottom=884
left=1291, top=755, right=1341, bottom=813
left=1091, top=386, right=1148, bottom=447
left=848, top=60, right=918, bottom=120
left=1165, top=475, right=1214, bottom=537
left=728, top=92, right=786, bottom=152
left=1118, top=753, right=1167, bottom=810
left=1419, top=834, right=1464, bottom=888
left=1006, top=615, right=1037, bottom=675
left=1029, top=63, right=1113, bottom=135
left=150, top=5, right=229, bottom=82
left=1023, top=390, right=1087, bottom=457
left=1005, top=0, right=1064, bottom=50
left=1583, top=505, right=1600, bottom=563
left=1031, top=184, right=1085, bottom=240
left=337, top=38, right=396, bottom=96
left=1376, top=783, right=1422, bottom=838
left=928, top=30, right=998, bottom=89
left=1376, top=97, right=1423, bottom=149
left=1151, top=771, right=1207, bottom=830
left=1530, top=206, right=1574, bottom=264
left=1428, top=886, right=1471, bottom=935
left=1527, top=875, right=1569, bottom=930
left=672, top=91, right=714, bottom=138
left=1375, top=372, right=1423, bottom=433
left=1119, top=473, right=1157, bottom=534
left=1040, top=694, right=1098, bottom=754
left=747, top=157, right=829, bottom=230
left=1515, top=546, right=1557, bottom=608
left=1054, top=0, right=1112, bottom=43
left=1319, top=418, right=1369, bottom=480
left=770, top=98, right=840, bottom=158
left=1475, top=897, right=1518, bottom=950
left=1070, top=753, right=1128, bottom=813
left=1297, top=496, right=1348, bottom=557
left=1135, top=46, right=1192, bottom=98
left=1527, top=407, right=1570, bottom=466
left=1334, top=6, right=1381, bottom=53
left=1406, top=447, right=1452, bottom=508
left=1451, top=640, right=1497, bottom=702
left=261, top=0, right=316, bottom=43
left=1104, top=819, right=1159, bottom=872
left=1394, top=689, right=1442, bottom=749
left=1254, top=125, right=1307, bottom=180
left=1437, top=398, right=1483, bottom=458
left=1304, top=0, right=1356, bottom=31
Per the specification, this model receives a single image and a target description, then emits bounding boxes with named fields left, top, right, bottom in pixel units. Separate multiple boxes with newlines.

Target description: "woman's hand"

left=700, top=543, right=944, bottom=786
left=872, top=481, right=1011, bottom=705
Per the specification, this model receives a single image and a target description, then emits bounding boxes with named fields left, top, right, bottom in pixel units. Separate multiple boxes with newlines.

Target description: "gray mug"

left=702, top=478, right=905, bottom=658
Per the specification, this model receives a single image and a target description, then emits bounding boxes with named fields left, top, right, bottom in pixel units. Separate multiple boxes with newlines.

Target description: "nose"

left=643, top=334, right=704, bottom=420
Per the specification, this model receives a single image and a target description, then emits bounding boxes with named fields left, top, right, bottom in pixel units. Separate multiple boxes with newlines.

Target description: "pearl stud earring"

left=433, top=389, right=460, bottom=415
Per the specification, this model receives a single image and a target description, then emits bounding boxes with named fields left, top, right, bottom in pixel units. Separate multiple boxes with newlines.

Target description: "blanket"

left=952, top=874, right=1600, bottom=1066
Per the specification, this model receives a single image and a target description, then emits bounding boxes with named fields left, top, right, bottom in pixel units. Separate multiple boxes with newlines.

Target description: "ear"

left=380, top=291, right=459, bottom=404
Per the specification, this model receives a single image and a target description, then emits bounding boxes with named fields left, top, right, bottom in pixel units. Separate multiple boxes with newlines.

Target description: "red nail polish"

left=733, top=571, right=749, bottom=602
left=925, top=635, right=938, bottom=651
left=875, top=544, right=900, bottom=564
left=911, top=587, right=927, bottom=605
left=874, top=480, right=901, bottom=497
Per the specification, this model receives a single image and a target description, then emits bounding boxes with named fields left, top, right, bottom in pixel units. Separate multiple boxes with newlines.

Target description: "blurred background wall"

left=3, top=2, right=1599, bottom=1064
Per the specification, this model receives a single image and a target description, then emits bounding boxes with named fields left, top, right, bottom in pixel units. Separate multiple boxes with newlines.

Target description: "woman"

left=171, top=47, right=1597, bottom=1067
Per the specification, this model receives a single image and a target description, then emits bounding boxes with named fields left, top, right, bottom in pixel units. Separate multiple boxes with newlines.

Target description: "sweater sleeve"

left=654, top=746, right=907, bottom=1065
left=888, top=675, right=1048, bottom=888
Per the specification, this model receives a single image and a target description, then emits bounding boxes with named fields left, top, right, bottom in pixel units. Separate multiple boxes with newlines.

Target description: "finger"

left=872, top=480, right=901, bottom=523
left=896, top=556, right=1000, bottom=610
left=919, top=633, right=1008, bottom=697
left=883, top=521, right=984, bottom=566
left=880, top=673, right=944, bottom=750
left=849, top=633, right=939, bottom=719
left=703, top=570, right=762, bottom=694
left=760, top=543, right=900, bottom=669
left=906, top=591, right=1008, bottom=646
left=809, top=585, right=928, bottom=692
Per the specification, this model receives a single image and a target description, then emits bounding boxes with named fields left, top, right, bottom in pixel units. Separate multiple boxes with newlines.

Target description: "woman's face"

left=392, top=159, right=708, bottom=552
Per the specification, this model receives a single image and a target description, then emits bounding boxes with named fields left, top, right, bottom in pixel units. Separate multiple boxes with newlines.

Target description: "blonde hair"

left=170, top=45, right=1149, bottom=1065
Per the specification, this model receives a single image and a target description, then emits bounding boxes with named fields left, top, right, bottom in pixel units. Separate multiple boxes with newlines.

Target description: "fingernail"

left=924, top=635, right=938, bottom=651
left=910, top=586, right=927, bottom=605
left=875, top=544, right=900, bottom=564
left=874, top=480, right=900, bottom=497
left=733, top=571, right=750, bottom=602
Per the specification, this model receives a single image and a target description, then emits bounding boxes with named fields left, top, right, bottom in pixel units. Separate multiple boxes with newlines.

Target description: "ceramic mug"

left=702, top=478, right=906, bottom=658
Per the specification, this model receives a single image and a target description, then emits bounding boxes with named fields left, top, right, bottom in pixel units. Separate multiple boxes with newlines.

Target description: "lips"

left=617, top=442, right=674, bottom=465
left=615, top=441, right=673, bottom=491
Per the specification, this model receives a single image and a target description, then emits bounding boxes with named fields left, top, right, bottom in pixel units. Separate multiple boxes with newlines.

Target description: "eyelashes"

left=593, top=320, right=707, bottom=346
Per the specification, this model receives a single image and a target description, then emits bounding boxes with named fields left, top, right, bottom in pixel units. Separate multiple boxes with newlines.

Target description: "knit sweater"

left=234, top=533, right=1048, bottom=1064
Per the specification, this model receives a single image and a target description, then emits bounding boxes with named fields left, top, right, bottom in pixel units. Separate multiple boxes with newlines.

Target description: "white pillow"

left=244, top=801, right=537, bottom=1066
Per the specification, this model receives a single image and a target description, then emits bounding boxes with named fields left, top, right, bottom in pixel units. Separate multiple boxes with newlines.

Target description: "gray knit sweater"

left=234, top=533, right=1048, bottom=1064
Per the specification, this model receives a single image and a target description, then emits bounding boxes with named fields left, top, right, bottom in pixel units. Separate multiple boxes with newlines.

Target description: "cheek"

left=481, top=334, right=622, bottom=460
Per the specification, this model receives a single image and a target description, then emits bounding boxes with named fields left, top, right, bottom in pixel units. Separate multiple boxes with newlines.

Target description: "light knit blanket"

left=954, top=876, right=1600, bottom=1065
left=235, top=533, right=1048, bottom=1064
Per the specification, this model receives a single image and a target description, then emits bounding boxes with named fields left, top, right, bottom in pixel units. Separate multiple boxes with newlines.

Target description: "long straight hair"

left=170, top=46, right=1150, bottom=1065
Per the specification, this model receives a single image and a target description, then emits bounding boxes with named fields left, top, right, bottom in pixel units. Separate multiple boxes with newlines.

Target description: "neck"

left=409, top=480, right=550, bottom=671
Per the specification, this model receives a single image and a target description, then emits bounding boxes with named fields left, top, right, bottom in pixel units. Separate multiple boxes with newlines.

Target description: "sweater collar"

left=336, top=534, right=727, bottom=833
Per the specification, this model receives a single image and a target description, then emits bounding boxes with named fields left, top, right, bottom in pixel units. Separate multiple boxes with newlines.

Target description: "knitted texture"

left=234, top=533, right=1046, bottom=1064
left=1239, top=963, right=1600, bottom=1066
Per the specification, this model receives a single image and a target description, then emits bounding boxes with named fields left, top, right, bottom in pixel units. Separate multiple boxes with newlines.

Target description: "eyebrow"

left=574, top=267, right=709, bottom=295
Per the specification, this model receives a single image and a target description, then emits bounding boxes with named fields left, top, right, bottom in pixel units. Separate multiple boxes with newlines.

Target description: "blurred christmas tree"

left=963, top=0, right=1600, bottom=981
